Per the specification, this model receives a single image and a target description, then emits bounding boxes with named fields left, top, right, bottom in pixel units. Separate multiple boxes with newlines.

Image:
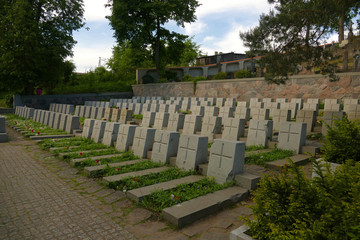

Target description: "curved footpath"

left=0, top=126, right=254, bottom=240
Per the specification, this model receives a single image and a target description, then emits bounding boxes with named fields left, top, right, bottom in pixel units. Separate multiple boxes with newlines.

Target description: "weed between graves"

left=108, top=168, right=196, bottom=192
left=132, top=114, right=143, bottom=120
left=39, top=137, right=93, bottom=150
left=246, top=145, right=267, bottom=152
left=62, top=149, right=120, bottom=161
left=77, top=152, right=137, bottom=168
left=7, top=117, right=67, bottom=135
left=306, top=133, right=323, bottom=140
left=246, top=148, right=295, bottom=165
left=141, top=177, right=235, bottom=212
left=91, top=160, right=163, bottom=178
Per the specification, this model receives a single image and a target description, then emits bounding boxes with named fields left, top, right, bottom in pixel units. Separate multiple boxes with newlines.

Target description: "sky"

left=69, top=0, right=341, bottom=73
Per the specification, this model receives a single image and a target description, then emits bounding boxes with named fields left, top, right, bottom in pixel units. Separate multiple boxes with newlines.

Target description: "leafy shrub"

left=158, top=78, right=168, bottom=83
left=235, top=70, right=251, bottom=78
left=214, top=72, right=227, bottom=80
left=322, top=116, right=360, bottom=163
left=246, top=160, right=360, bottom=239
left=182, top=74, right=194, bottom=82
left=194, top=76, right=206, bottom=81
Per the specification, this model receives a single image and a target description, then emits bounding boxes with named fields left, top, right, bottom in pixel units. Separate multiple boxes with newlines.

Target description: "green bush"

left=182, top=74, right=194, bottom=82
left=246, top=160, right=360, bottom=239
left=235, top=70, right=251, bottom=78
left=194, top=76, right=206, bottom=81
left=214, top=72, right=227, bottom=80
left=322, top=116, right=360, bottom=164
left=158, top=78, right=168, bottom=83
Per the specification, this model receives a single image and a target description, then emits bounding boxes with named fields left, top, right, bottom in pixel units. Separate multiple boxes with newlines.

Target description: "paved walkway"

left=0, top=128, right=135, bottom=240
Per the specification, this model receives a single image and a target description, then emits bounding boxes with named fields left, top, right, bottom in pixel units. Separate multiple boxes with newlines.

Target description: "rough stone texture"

left=115, top=124, right=137, bottom=152
left=151, top=130, right=179, bottom=164
left=222, top=118, right=246, bottom=141
left=277, top=122, right=307, bottom=154
left=176, top=134, right=208, bottom=170
left=207, top=139, right=245, bottom=184
left=132, top=73, right=360, bottom=101
left=246, top=120, right=273, bottom=147
left=322, top=111, right=345, bottom=136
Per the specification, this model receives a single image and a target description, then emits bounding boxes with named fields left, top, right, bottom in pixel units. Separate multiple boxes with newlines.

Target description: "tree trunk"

left=338, top=15, right=344, bottom=42
left=155, top=18, right=161, bottom=82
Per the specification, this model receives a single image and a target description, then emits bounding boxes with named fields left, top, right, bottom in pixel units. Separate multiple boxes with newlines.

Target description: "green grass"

left=246, top=145, right=267, bottom=152
left=52, top=143, right=109, bottom=154
left=62, top=149, right=120, bottom=161
left=141, top=177, right=235, bottom=212
left=108, top=167, right=196, bottom=191
left=246, top=148, right=295, bottom=165
left=7, top=117, right=67, bottom=136
left=77, top=151, right=138, bottom=168
left=132, top=114, right=143, bottom=120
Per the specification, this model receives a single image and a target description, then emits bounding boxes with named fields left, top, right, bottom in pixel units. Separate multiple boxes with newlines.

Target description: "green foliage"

left=99, top=160, right=163, bottom=178
left=158, top=78, right=168, bottom=83
left=246, top=160, right=360, bottom=239
left=106, top=0, right=200, bottom=78
left=108, top=168, right=195, bottom=191
left=235, top=70, right=251, bottom=79
left=245, top=145, right=267, bottom=152
left=245, top=148, right=294, bottom=165
left=142, top=177, right=235, bottom=212
left=214, top=72, right=227, bottom=80
left=182, top=74, right=194, bottom=82
left=322, top=116, right=360, bottom=163
left=0, top=0, right=85, bottom=94
left=142, top=74, right=156, bottom=84
left=194, top=76, right=206, bottom=81
left=62, top=149, right=120, bottom=161
left=132, top=114, right=143, bottom=120
left=78, top=152, right=138, bottom=169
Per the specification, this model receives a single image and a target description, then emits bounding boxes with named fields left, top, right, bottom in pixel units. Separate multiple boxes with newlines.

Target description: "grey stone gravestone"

left=119, top=109, right=132, bottom=124
left=182, top=115, right=202, bottom=134
left=234, top=107, right=250, bottom=121
left=207, top=139, right=245, bottom=184
left=246, top=119, right=273, bottom=147
left=251, top=108, right=269, bottom=120
left=59, top=114, right=68, bottom=131
left=321, top=111, right=345, bottom=136
left=53, top=113, right=62, bottom=129
left=204, top=106, right=219, bottom=117
left=115, top=124, right=137, bottom=152
left=82, top=119, right=95, bottom=138
left=141, top=111, right=156, bottom=127
left=200, top=116, right=222, bottom=141
left=65, top=115, right=80, bottom=134
left=102, top=122, right=121, bottom=146
left=296, top=110, right=316, bottom=133
left=277, top=122, right=306, bottom=154
left=132, top=127, right=156, bottom=158
left=222, top=118, right=246, bottom=141
left=153, top=112, right=170, bottom=130
left=91, top=120, right=107, bottom=143
left=103, top=108, right=113, bottom=121
left=151, top=130, right=180, bottom=164
left=218, top=107, right=235, bottom=118
left=272, top=109, right=291, bottom=131
left=176, top=134, right=208, bottom=170
left=167, top=113, right=185, bottom=132
left=111, top=108, right=121, bottom=122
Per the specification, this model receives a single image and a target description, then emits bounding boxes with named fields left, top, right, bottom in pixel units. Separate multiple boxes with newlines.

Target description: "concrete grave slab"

left=272, top=109, right=291, bottom=131
left=207, top=139, right=245, bottom=183
left=251, top=108, right=269, bottom=120
left=132, top=127, right=156, bottom=158
left=218, top=107, right=235, bottom=118
left=176, top=134, right=208, bottom=170
left=91, top=120, right=107, bottom=143
left=296, top=110, right=316, bottom=133
left=65, top=115, right=80, bottom=134
left=153, top=112, right=170, bottom=130
left=200, top=116, right=222, bottom=141
left=119, top=109, right=132, bottom=124
left=322, top=111, right=345, bottom=136
left=246, top=119, right=273, bottom=147
left=151, top=130, right=179, bottom=164
left=204, top=106, right=219, bottom=117
left=59, top=114, right=68, bottom=131
left=167, top=113, right=185, bottom=132
left=234, top=107, right=250, bottom=121
left=103, top=108, right=113, bottom=121
left=182, top=115, right=202, bottom=134
left=111, top=108, right=121, bottom=122
left=96, top=107, right=106, bottom=119
left=222, top=118, right=246, bottom=141
left=102, top=122, right=121, bottom=146
left=277, top=122, right=306, bottom=154
left=141, top=111, right=156, bottom=127
left=82, top=119, right=95, bottom=138
left=115, top=124, right=137, bottom=152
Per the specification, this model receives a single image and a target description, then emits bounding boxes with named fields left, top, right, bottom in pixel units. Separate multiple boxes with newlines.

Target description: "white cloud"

left=184, top=21, right=207, bottom=35
left=70, top=45, right=114, bottom=72
left=83, top=0, right=110, bottom=22
left=203, top=36, right=215, bottom=42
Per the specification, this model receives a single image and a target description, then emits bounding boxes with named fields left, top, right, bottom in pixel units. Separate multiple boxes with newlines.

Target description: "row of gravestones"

left=31, top=109, right=80, bottom=134
left=0, top=115, right=7, bottom=142
left=49, top=103, right=74, bottom=115
left=73, top=106, right=133, bottom=123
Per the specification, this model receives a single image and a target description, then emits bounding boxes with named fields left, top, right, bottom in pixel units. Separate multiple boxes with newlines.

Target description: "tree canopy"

left=240, top=0, right=360, bottom=84
left=0, top=0, right=85, bottom=94
left=106, top=0, right=200, bottom=79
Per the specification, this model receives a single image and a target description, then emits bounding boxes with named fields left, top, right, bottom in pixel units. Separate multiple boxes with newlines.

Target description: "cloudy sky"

left=70, top=0, right=341, bottom=73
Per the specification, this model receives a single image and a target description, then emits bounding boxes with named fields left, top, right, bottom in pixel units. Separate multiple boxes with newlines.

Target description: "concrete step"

left=30, top=134, right=74, bottom=140
left=58, top=148, right=111, bottom=159
left=163, top=186, right=249, bottom=228
left=198, top=163, right=208, bottom=176
left=265, top=154, right=311, bottom=171
left=103, top=166, right=170, bottom=183
left=84, top=159, right=143, bottom=177
left=301, top=145, right=320, bottom=155
left=50, top=146, right=81, bottom=152
left=245, top=148, right=272, bottom=158
left=70, top=153, right=124, bottom=166
left=127, top=175, right=204, bottom=202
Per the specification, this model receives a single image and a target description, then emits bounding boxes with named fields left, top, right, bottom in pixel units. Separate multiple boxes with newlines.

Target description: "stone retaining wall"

left=132, top=73, right=360, bottom=101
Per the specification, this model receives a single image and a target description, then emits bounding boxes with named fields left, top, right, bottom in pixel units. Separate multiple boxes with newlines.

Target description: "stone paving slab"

left=84, top=159, right=143, bottom=176
left=0, top=127, right=134, bottom=240
left=103, top=166, right=170, bottom=183
left=70, top=153, right=124, bottom=166
left=30, top=134, right=74, bottom=140
left=265, top=154, right=311, bottom=171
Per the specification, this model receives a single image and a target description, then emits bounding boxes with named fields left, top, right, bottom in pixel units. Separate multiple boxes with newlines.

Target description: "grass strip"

left=245, top=148, right=294, bottom=165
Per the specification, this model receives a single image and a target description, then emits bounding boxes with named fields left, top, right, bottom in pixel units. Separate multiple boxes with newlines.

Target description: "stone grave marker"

left=251, top=108, right=269, bottom=120
left=277, top=122, right=306, bottom=154
left=153, top=112, right=170, bottom=130
left=296, top=110, right=316, bottom=133
left=200, top=116, right=222, bottom=141
left=222, top=118, right=246, bottom=141
left=91, top=120, right=107, bottom=143
left=65, top=115, right=80, bottom=134
left=59, top=114, right=68, bottom=131
left=167, top=113, right=185, bottom=132
left=344, top=104, right=360, bottom=121
left=141, top=111, right=156, bottom=127
left=321, top=111, right=345, bottom=136
left=168, top=104, right=180, bottom=114
left=74, top=105, right=81, bottom=116
left=224, top=98, right=236, bottom=108
left=190, top=105, right=205, bottom=116
left=280, top=102, right=299, bottom=119
left=246, top=119, right=273, bottom=147
left=275, top=98, right=288, bottom=103
left=182, top=115, right=202, bottom=134
left=176, top=134, right=208, bottom=170
left=43, top=111, right=50, bottom=126
left=79, top=106, right=86, bottom=118
left=159, top=104, right=170, bottom=113
left=115, top=124, right=137, bottom=152
left=111, top=108, right=121, bottom=122
left=151, top=130, right=180, bottom=164
left=264, top=102, right=280, bottom=117
left=90, top=107, right=99, bottom=119
left=234, top=107, right=250, bottom=121
left=103, top=108, right=113, bottom=121
left=218, top=107, right=235, bottom=118
left=53, top=113, right=62, bottom=129
left=272, top=109, right=291, bottom=131
left=207, top=139, right=245, bottom=184
left=82, top=119, right=95, bottom=138
left=262, top=98, right=273, bottom=103
left=102, top=122, right=121, bottom=146
left=249, top=98, right=261, bottom=108
left=216, top=98, right=225, bottom=108
left=237, top=101, right=249, bottom=108
left=204, top=106, right=219, bottom=117
left=96, top=107, right=106, bottom=119
left=119, top=109, right=132, bottom=124
left=132, top=127, right=156, bottom=158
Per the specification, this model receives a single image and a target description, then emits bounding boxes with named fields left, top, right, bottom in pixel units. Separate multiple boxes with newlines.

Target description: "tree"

left=0, top=0, right=85, bottom=94
left=106, top=0, right=200, bottom=79
left=240, top=0, right=360, bottom=84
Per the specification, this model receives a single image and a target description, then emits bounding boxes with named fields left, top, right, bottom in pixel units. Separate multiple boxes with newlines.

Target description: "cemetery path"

left=0, top=127, right=135, bottom=240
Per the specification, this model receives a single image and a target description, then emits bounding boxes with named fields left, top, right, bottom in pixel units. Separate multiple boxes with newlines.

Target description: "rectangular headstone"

left=82, top=119, right=95, bottom=138
left=43, top=111, right=50, bottom=126
left=246, top=119, right=273, bottom=147
left=264, top=102, right=280, bottom=117
left=234, top=107, right=250, bottom=121
left=204, top=106, right=219, bottom=117
left=307, top=98, right=320, bottom=104
left=91, top=120, right=107, bottom=143
left=79, top=106, right=86, bottom=118
left=151, top=130, right=180, bottom=164
left=207, top=139, right=245, bottom=184
left=224, top=98, right=236, bottom=108
left=322, top=111, right=345, bottom=136
left=182, top=115, right=202, bottom=134
left=343, top=99, right=359, bottom=105
left=119, top=109, right=132, bottom=124
left=275, top=98, right=288, bottom=103
left=53, top=113, right=62, bottom=129
left=218, top=107, right=235, bottom=118
left=280, top=102, right=299, bottom=119
left=66, top=105, right=74, bottom=115
left=103, top=108, right=113, bottom=121
left=290, top=98, right=304, bottom=109
left=237, top=101, right=249, bottom=108
left=176, top=134, right=208, bottom=170
left=149, top=104, right=160, bottom=112
left=158, top=104, right=170, bottom=113
left=111, top=108, right=121, bottom=122
left=59, top=114, right=68, bottom=131
left=74, top=105, right=81, bottom=116
left=278, top=122, right=306, bottom=154
left=167, top=113, right=185, bottom=132
left=249, top=98, right=261, bottom=108
left=90, top=107, right=99, bottom=119
left=153, top=112, right=170, bottom=130
left=168, top=105, right=180, bottom=114
left=345, top=104, right=360, bottom=121
left=48, top=112, right=56, bottom=127
left=115, top=124, right=137, bottom=152
left=65, top=115, right=80, bottom=134
left=133, top=103, right=143, bottom=115
left=251, top=108, right=269, bottom=120
left=296, top=110, right=316, bottom=133
left=96, top=107, right=105, bottom=119
left=132, top=127, right=156, bottom=158
left=262, top=98, right=273, bottom=103
left=216, top=98, right=225, bottom=108
left=200, top=116, right=222, bottom=141
left=222, top=118, right=246, bottom=141
left=102, top=122, right=121, bottom=146
left=272, top=109, right=291, bottom=131
left=324, top=103, right=341, bottom=112
left=141, top=111, right=156, bottom=127
left=190, top=105, right=205, bottom=116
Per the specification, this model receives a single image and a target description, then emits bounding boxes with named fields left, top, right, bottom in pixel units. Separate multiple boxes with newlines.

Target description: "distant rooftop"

left=196, top=52, right=246, bottom=65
